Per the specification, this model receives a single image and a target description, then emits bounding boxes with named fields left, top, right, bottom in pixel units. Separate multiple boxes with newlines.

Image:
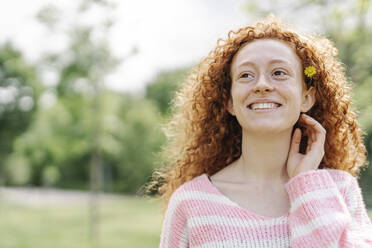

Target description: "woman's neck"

left=233, top=128, right=293, bottom=186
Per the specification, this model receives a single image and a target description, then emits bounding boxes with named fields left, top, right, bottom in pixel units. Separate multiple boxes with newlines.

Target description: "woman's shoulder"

left=168, top=174, right=211, bottom=203
left=323, top=168, right=360, bottom=192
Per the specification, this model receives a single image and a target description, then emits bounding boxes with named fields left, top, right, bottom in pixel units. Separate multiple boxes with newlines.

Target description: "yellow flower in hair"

left=304, top=66, right=316, bottom=78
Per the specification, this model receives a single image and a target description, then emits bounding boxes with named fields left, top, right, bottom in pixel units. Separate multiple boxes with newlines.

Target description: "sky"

left=0, top=0, right=319, bottom=94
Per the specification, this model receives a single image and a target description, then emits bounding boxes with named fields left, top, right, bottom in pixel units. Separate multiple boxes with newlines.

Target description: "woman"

left=147, top=15, right=372, bottom=247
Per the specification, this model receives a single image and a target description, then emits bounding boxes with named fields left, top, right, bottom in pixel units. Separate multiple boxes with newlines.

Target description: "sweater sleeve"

left=159, top=190, right=189, bottom=248
left=285, top=169, right=372, bottom=247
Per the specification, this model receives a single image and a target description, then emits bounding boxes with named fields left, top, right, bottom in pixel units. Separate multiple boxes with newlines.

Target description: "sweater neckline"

left=201, top=173, right=290, bottom=221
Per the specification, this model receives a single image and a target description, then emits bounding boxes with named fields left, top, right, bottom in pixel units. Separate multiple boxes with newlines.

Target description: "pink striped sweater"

left=159, top=168, right=372, bottom=247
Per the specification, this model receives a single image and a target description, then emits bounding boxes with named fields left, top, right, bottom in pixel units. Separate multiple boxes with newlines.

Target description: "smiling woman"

left=227, top=39, right=316, bottom=139
left=146, top=15, right=372, bottom=247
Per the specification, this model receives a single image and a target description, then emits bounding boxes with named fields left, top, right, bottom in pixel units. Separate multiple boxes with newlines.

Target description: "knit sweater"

left=159, top=168, right=372, bottom=247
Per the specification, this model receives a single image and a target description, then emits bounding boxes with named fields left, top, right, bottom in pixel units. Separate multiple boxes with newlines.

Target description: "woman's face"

left=228, top=38, right=315, bottom=134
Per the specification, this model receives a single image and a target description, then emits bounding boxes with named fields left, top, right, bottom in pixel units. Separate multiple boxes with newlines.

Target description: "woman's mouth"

left=247, top=102, right=282, bottom=112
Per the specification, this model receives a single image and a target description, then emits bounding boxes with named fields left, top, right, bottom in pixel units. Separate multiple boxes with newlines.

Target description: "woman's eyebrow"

left=268, top=59, right=293, bottom=66
left=236, top=60, right=256, bottom=69
left=233, top=58, right=296, bottom=77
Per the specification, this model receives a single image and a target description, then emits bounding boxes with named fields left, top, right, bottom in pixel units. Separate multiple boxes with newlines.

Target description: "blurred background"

left=0, top=0, right=371, bottom=247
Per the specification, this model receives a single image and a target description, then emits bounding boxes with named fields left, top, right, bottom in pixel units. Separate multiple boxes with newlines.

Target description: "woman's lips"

left=247, top=105, right=282, bottom=112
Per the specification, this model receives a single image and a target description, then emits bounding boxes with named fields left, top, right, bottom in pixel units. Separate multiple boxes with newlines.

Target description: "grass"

left=0, top=194, right=163, bottom=248
left=0, top=192, right=371, bottom=248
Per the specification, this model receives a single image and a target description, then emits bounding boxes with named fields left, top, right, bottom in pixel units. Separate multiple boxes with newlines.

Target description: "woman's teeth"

left=249, top=103, right=280, bottom=110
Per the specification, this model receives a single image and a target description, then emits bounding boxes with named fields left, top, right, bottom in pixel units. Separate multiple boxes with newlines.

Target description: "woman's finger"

left=305, top=128, right=314, bottom=146
left=301, top=114, right=325, bottom=144
left=301, top=116, right=326, bottom=157
left=306, top=132, right=312, bottom=153
left=290, top=128, right=301, bottom=154
left=312, top=126, right=316, bottom=143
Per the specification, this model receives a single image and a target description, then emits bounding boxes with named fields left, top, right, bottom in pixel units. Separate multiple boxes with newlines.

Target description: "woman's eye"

left=240, top=73, right=252, bottom=79
left=273, top=70, right=286, bottom=76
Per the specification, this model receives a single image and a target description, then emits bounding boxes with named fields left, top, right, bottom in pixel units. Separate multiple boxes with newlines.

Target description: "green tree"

left=10, top=0, right=165, bottom=197
left=0, top=43, right=43, bottom=185
left=145, top=68, right=189, bottom=115
left=112, top=95, right=165, bottom=193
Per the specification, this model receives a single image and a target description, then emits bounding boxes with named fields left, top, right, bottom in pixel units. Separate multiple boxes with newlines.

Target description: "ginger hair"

left=145, top=15, right=368, bottom=214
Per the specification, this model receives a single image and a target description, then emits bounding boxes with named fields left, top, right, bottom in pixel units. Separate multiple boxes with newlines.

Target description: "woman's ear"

left=301, top=86, right=316, bottom=112
left=227, top=98, right=235, bottom=116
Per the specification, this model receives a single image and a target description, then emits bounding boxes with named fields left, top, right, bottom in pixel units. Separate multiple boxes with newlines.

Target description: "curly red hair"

left=146, top=15, right=369, bottom=214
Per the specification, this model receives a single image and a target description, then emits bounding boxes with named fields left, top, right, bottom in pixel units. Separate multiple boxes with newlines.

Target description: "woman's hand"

left=286, top=113, right=326, bottom=179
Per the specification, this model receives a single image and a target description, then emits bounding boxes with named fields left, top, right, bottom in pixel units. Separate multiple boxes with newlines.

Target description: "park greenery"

left=0, top=0, right=372, bottom=205
left=0, top=193, right=163, bottom=248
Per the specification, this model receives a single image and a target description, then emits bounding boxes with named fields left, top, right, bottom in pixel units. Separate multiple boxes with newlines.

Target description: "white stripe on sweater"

left=194, top=238, right=291, bottom=248
left=179, top=225, right=189, bottom=248
left=291, top=212, right=352, bottom=240
left=327, top=240, right=339, bottom=248
left=290, top=181, right=348, bottom=212
left=187, top=215, right=287, bottom=228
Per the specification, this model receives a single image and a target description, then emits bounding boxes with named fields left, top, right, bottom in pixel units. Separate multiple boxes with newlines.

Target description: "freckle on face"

left=228, top=39, right=308, bottom=133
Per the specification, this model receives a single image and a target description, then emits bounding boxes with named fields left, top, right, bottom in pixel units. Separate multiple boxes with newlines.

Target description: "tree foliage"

left=145, top=68, right=189, bottom=116
left=0, top=43, right=43, bottom=185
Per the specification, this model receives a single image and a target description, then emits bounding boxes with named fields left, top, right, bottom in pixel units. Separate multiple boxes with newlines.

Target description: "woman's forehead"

left=231, top=39, right=302, bottom=72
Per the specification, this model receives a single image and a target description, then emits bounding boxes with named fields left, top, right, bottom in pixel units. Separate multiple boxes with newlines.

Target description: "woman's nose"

left=253, top=77, right=274, bottom=94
